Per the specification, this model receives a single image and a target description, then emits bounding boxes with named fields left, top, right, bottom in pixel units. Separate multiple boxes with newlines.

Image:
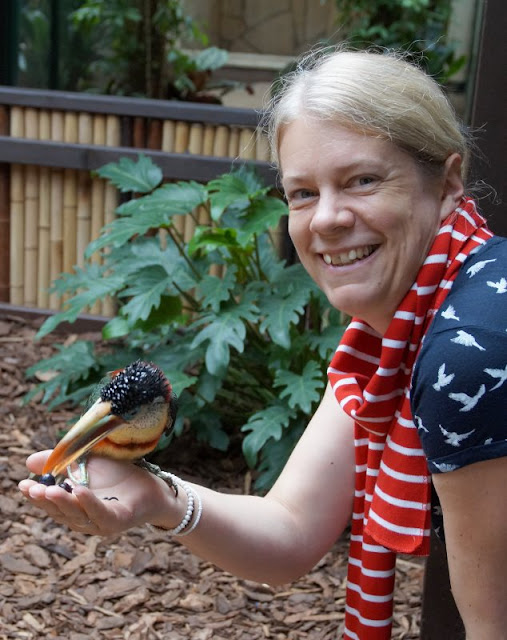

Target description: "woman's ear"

left=439, top=153, right=465, bottom=220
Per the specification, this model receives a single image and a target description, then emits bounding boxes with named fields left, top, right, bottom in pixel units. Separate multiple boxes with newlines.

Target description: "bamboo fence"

left=0, top=89, right=273, bottom=316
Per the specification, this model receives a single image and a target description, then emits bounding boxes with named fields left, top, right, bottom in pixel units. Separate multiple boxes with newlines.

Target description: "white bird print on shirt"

left=432, top=461, right=459, bottom=472
left=466, top=258, right=496, bottom=277
left=450, top=330, right=486, bottom=351
left=439, top=424, right=476, bottom=446
left=487, top=277, right=507, bottom=293
left=448, top=384, right=486, bottom=411
left=433, top=363, right=455, bottom=391
left=441, top=305, right=460, bottom=321
left=484, top=365, right=507, bottom=391
left=414, top=415, right=429, bottom=433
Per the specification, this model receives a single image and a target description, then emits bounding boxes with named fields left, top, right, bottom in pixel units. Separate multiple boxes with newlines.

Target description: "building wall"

left=185, top=0, right=480, bottom=113
left=186, top=0, right=338, bottom=56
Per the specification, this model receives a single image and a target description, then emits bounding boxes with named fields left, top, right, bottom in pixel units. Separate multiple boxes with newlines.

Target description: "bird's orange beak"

left=42, top=398, right=121, bottom=477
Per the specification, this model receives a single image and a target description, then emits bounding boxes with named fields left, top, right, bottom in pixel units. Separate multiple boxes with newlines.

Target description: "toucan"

left=38, top=360, right=178, bottom=491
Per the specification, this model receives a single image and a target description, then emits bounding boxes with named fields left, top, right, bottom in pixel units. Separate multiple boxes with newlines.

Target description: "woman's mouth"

left=322, top=245, right=378, bottom=266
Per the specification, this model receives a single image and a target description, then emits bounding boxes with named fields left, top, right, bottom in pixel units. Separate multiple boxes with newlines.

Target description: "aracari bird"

left=39, top=360, right=178, bottom=492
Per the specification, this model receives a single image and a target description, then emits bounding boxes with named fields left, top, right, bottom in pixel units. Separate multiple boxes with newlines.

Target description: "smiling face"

left=279, top=118, right=463, bottom=334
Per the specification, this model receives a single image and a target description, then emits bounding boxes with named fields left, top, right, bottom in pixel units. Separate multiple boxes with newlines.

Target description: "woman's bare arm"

left=19, top=384, right=355, bottom=586
left=432, top=456, right=507, bottom=640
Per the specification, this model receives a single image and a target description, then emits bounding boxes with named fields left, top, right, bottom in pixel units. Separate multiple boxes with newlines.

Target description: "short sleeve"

left=411, top=237, right=507, bottom=475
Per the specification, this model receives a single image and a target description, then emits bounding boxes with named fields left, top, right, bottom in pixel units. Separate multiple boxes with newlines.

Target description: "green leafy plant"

left=325, top=0, right=465, bottom=84
left=27, top=157, right=345, bottom=490
left=70, top=0, right=232, bottom=100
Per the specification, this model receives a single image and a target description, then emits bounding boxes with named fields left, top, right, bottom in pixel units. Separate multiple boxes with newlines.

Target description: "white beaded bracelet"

left=166, top=479, right=194, bottom=535
left=176, top=486, right=203, bottom=537
left=147, top=471, right=202, bottom=536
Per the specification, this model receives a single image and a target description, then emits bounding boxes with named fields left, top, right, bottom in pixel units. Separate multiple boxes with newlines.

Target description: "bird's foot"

left=136, top=459, right=179, bottom=497
left=66, top=459, right=89, bottom=487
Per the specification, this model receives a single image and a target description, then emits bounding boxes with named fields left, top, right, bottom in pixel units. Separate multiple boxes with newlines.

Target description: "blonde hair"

left=266, top=48, right=470, bottom=179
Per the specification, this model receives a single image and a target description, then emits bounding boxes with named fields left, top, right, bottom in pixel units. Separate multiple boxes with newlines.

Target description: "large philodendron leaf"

left=85, top=209, right=174, bottom=256
left=95, top=154, right=163, bottom=193
left=25, top=340, right=99, bottom=407
left=116, top=180, right=207, bottom=217
left=274, top=361, right=326, bottom=414
left=191, top=313, right=246, bottom=375
left=36, top=265, right=125, bottom=339
left=235, top=196, right=288, bottom=247
left=187, top=226, right=240, bottom=256
left=241, top=402, right=295, bottom=467
left=307, top=322, right=347, bottom=359
left=257, top=263, right=318, bottom=347
left=259, top=286, right=310, bottom=348
left=85, top=181, right=208, bottom=256
left=196, top=267, right=238, bottom=312
left=191, top=296, right=259, bottom=375
left=117, top=265, right=178, bottom=324
left=208, top=170, right=267, bottom=221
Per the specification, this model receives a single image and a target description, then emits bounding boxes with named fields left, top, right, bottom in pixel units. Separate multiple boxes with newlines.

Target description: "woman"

left=19, top=50, right=507, bottom=639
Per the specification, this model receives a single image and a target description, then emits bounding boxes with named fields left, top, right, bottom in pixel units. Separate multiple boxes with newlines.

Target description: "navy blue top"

left=411, top=236, right=507, bottom=540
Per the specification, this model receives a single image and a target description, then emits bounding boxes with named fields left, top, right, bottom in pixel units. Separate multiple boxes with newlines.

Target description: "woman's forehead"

left=278, top=119, right=397, bottom=174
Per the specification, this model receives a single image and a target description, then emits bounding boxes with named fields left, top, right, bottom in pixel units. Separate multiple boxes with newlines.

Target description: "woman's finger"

left=25, top=450, right=52, bottom=474
left=18, top=480, right=72, bottom=521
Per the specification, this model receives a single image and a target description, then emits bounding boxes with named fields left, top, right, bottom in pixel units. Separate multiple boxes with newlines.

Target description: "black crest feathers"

left=100, top=360, right=171, bottom=417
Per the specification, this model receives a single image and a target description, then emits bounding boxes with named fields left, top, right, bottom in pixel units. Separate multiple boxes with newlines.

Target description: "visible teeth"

left=323, top=245, right=375, bottom=266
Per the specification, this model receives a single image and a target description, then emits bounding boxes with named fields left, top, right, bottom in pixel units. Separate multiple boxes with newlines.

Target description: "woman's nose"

left=309, top=192, right=355, bottom=233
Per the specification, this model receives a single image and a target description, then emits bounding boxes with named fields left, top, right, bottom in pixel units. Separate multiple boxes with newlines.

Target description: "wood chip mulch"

left=0, top=314, right=424, bottom=639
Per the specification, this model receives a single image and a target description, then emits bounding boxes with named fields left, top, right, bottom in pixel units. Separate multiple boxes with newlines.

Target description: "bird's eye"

left=121, top=409, right=138, bottom=421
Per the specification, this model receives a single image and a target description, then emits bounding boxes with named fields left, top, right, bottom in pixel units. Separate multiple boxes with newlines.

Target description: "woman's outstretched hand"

left=18, top=450, right=178, bottom=536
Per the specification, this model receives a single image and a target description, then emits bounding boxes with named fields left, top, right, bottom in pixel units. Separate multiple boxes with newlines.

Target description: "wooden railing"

left=0, top=87, right=276, bottom=314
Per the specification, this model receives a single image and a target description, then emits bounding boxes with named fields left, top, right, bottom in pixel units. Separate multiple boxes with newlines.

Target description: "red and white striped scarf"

left=327, top=198, right=492, bottom=639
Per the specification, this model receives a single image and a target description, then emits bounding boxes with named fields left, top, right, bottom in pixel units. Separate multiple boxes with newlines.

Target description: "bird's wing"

left=448, top=391, right=471, bottom=404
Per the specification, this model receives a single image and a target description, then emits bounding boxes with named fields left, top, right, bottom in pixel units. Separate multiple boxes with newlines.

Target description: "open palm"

left=18, top=451, right=168, bottom=535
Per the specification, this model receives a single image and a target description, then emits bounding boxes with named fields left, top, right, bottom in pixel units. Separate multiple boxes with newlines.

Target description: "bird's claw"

left=66, top=459, right=89, bottom=486
left=135, top=459, right=179, bottom=497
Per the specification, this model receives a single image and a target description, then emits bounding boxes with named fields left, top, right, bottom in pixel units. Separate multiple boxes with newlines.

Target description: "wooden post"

left=37, top=110, right=51, bottom=308
left=0, top=105, right=9, bottom=302
left=62, top=112, right=79, bottom=277
left=89, top=114, right=107, bottom=315
left=420, top=532, right=465, bottom=639
left=9, top=106, right=24, bottom=305
left=101, top=114, right=121, bottom=317
left=76, top=112, right=93, bottom=268
left=421, top=1, right=507, bottom=638
left=49, top=110, right=64, bottom=309
left=23, top=108, right=39, bottom=307
left=469, top=0, right=507, bottom=235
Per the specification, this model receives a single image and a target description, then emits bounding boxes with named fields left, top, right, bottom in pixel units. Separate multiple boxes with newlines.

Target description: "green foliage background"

left=18, top=0, right=232, bottom=100
left=27, top=158, right=346, bottom=490
left=326, top=0, right=465, bottom=83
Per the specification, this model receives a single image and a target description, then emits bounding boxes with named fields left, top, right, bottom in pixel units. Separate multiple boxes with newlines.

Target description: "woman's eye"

left=356, top=176, right=376, bottom=187
left=288, top=188, right=315, bottom=202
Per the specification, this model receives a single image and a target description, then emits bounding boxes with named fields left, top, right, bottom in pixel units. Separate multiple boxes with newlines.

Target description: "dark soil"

left=0, top=314, right=424, bottom=639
